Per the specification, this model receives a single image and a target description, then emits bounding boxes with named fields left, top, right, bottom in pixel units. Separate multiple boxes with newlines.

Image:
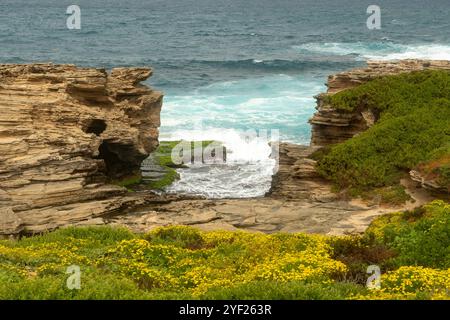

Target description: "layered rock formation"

left=268, top=143, right=331, bottom=201
left=410, top=169, right=449, bottom=194
left=0, top=64, right=163, bottom=236
left=309, top=59, right=450, bottom=146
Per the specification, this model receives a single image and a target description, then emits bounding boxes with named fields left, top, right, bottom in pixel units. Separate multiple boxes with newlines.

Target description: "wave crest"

left=293, top=42, right=450, bottom=61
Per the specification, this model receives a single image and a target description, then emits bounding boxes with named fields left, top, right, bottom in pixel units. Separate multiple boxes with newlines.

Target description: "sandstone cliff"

left=0, top=64, right=163, bottom=236
left=309, top=59, right=450, bottom=146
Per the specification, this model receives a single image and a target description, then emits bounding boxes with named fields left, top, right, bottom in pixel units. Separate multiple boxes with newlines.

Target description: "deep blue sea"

left=2, top=0, right=450, bottom=197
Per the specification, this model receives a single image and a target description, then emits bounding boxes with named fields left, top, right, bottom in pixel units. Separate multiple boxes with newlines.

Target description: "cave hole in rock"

left=97, top=141, right=140, bottom=179
left=83, top=119, right=107, bottom=136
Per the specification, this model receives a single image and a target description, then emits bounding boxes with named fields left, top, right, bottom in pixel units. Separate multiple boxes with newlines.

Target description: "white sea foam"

left=365, top=44, right=450, bottom=61
left=164, top=127, right=275, bottom=163
left=163, top=127, right=276, bottom=198
left=293, top=42, right=450, bottom=61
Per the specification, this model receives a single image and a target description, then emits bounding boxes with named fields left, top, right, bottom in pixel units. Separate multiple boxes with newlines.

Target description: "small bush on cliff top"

left=317, top=70, right=450, bottom=194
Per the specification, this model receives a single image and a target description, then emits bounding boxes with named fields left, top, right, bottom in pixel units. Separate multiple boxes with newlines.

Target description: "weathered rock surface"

left=0, top=63, right=163, bottom=236
left=327, top=59, right=450, bottom=94
left=410, top=170, right=449, bottom=194
left=268, top=143, right=333, bottom=201
left=310, top=59, right=450, bottom=146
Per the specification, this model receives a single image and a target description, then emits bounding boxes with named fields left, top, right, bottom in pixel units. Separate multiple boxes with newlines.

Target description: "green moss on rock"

left=143, top=140, right=222, bottom=190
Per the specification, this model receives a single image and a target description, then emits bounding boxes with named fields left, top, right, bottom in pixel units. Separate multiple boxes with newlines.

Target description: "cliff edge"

left=0, top=64, right=163, bottom=236
left=309, top=59, right=450, bottom=146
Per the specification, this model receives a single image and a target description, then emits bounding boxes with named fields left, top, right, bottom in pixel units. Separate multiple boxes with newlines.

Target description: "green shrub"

left=0, top=270, right=153, bottom=300
left=365, top=200, right=450, bottom=268
left=145, top=140, right=220, bottom=190
left=317, top=70, right=450, bottom=197
left=327, top=235, right=396, bottom=284
left=16, top=226, right=135, bottom=248
left=360, top=186, right=411, bottom=205
left=0, top=207, right=447, bottom=301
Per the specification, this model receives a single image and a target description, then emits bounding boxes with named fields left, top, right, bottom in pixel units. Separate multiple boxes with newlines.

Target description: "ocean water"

left=2, top=0, right=450, bottom=198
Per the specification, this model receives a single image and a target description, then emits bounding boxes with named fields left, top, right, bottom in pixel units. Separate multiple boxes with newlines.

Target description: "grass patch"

left=359, top=185, right=411, bottom=206
left=200, top=280, right=366, bottom=300
left=365, top=200, right=450, bottom=269
left=144, top=168, right=179, bottom=190
left=154, top=140, right=217, bottom=167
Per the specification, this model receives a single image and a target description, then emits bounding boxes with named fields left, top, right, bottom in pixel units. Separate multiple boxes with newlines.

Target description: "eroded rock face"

left=268, top=143, right=335, bottom=201
left=0, top=64, right=163, bottom=236
left=410, top=170, right=449, bottom=194
left=309, top=59, right=450, bottom=146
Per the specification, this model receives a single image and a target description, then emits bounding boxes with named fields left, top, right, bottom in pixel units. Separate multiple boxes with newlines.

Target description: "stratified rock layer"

left=0, top=64, right=163, bottom=236
left=410, top=170, right=449, bottom=194
left=309, top=59, right=450, bottom=146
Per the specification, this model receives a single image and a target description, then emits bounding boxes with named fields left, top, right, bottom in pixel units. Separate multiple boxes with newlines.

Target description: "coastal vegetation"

left=316, top=70, right=450, bottom=200
left=0, top=200, right=448, bottom=300
left=142, top=140, right=183, bottom=190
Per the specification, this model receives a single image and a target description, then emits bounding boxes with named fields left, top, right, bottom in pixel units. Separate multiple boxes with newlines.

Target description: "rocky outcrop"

left=100, top=60, right=450, bottom=236
left=0, top=63, right=163, bottom=236
left=410, top=170, right=449, bottom=194
left=309, top=93, right=377, bottom=146
left=75, top=60, right=448, bottom=236
left=268, top=143, right=336, bottom=201
left=309, top=59, right=450, bottom=146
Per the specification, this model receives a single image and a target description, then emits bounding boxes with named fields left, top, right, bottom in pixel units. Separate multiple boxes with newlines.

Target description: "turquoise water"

left=2, top=0, right=450, bottom=197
